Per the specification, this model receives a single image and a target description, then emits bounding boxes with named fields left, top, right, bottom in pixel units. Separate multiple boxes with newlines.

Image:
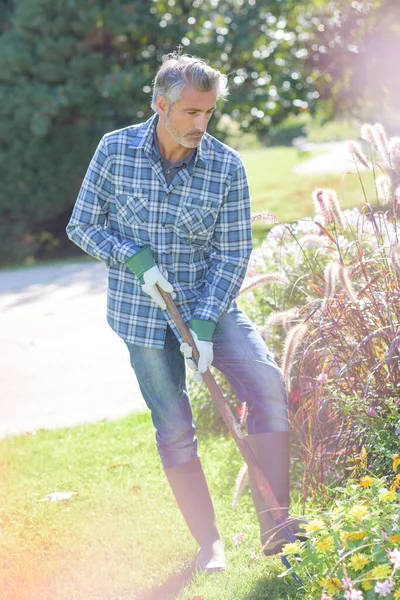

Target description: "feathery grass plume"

left=390, top=244, right=400, bottom=277
left=360, top=123, right=379, bottom=151
left=239, top=273, right=288, bottom=296
left=232, top=463, right=249, bottom=507
left=324, top=261, right=340, bottom=299
left=337, top=264, right=357, bottom=302
left=389, top=137, right=400, bottom=172
left=281, top=323, right=308, bottom=390
left=373, top=123, right=391, bottom=164
left=325, top=189, right=346, bottom=229
left=394, top=186, right=400, bottom=217
left=295, top=234, right=328, bottom=266
left=348, top=141, right=371, bottom=170
left=312, top=188, right=331, bottom=225
left=376, top=175, right=392, bottom=201
left=251, top=211, right=280, bottom=224
left=267, top=308, right=299, bottom=331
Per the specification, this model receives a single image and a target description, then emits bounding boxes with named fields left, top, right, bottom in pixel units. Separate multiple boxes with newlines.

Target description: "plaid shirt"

left=66, top=114, right=252, bottom=348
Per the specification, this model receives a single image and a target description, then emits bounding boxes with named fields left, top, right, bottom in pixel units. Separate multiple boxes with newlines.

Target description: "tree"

left=298, top=0, right=400, bottom=128
left=2, top=0, right=396, bottom=264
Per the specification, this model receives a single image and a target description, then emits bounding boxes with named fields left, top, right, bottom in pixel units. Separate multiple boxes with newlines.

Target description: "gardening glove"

left=125, top=245, right=174, bottom=310
left=180, top=342, right=202, bottom=382
left=141, top=266, right=174, bottom=310
left=188, top=318, right=216, bottom=374
left=190, top=329, right=213, bottom=373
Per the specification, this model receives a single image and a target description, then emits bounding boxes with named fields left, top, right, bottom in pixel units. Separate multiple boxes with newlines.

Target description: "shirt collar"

left=153, top=128, right=196, bottom=168
left=128, top=113, right=210, bottom=166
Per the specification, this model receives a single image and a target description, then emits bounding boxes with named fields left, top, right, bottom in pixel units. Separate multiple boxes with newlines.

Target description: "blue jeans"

left=126, top=303, right=288, bottom=469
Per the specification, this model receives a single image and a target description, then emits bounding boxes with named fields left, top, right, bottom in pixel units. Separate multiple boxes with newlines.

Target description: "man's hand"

left=180, top=342, right=202, bottom=382
left=189, top=329, right=214, bottom=373
left=142, top=265, right=174, bottom=310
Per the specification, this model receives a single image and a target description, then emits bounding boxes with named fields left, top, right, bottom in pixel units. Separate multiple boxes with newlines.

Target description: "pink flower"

left=344, top=589, right=364, bottom=600
left=321, top=594, right=333, bottom=600
left=396, top=398, right=400, bottom=405
left=342, top=577, right=354, bottom=590
left=232, top=532, right=246, bottom=546
left=317, top=373, right=328, bottom=384
left=368, top=408, right=376, bottom=416
left=374, top=580, right=394, bottom=597
left=387, top=547, right=400, bottom=569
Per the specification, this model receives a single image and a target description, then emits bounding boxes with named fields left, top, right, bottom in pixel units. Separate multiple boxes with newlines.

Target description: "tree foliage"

left=0, top=0, right=397, bottom=264
left=299, top=0, right=400, bottom=126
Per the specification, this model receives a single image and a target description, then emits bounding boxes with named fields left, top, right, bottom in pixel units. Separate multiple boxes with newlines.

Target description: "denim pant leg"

left=213, top=304, right=289, bottom=434
left=125, top=327, right=198, bottom=469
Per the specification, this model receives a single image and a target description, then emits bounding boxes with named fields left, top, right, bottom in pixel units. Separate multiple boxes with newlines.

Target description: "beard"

left=165, top=113, right=203, bottom=149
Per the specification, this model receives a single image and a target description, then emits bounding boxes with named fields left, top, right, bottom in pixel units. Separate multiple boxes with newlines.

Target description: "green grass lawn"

left=240, top=147, right=376, bottom=245
left=0, top=412, right=303, bottom=600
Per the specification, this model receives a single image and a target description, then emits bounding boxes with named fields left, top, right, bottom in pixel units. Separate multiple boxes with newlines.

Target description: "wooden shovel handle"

left=158, top=287, right=289, bottom=526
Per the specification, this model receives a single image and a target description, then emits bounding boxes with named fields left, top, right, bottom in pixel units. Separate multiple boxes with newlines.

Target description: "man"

left=67, top=53, right=297, bottom=573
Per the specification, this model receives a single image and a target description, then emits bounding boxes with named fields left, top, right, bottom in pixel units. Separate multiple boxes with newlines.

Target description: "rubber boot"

left=164, top=457, right=226, bottom=573
left=248, top=432, right=305, bottom=556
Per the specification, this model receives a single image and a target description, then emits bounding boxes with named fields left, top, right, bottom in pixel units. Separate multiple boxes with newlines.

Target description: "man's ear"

left=156, top=95, right=168, bottom=117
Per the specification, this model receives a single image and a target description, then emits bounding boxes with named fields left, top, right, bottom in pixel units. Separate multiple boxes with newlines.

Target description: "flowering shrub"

left=282, top=461, right=400, bottom=600
left=238, top=123, right=400, bottom=496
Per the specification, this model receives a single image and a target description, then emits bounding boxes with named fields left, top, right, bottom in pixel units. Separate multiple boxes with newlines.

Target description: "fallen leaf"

left=41, top=492, right=79, bottom=502
left=107, top=462, right=135, bottom=470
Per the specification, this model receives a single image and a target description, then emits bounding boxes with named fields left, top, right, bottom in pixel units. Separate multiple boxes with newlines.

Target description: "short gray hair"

left=151, top=52, right=229, bottom=111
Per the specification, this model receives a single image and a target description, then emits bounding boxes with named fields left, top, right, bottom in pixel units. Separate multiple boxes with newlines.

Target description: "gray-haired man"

left=67, top=53, right=301, bottom=572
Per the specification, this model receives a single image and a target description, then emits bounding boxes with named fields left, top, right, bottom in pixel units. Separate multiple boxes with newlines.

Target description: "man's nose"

left=194, top=114, right=208, bottom=132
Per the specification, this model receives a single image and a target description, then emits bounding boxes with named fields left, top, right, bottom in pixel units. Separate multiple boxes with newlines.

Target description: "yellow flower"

left=378, top=488, right=397, bottom=502
left=305, top=519, right=325, bottom=533
left=349, top=553, right=370, bottom=572
left=360, top=475, right=374, bottom=488
left=390, top=474, right=400, bottom=491
left=349, top=531, right=367, bottom=541
left=370, top=564, right=392, bottom=579
left=390, top=534, right=400, bottom=543
left=349, top=504, right=370, bottom=521
left=281, top=542, right=302, bottom=554
left=341, top=530, right=368, bottom=544
left=321, top=576, right=342, bottom=593
left=361, top=578, right=373, bottom=591
left=315, top=536, right=335, bottom=553
left=393, top=453, right=400, bottom=471
left=393, top=587, right=400, bottom=600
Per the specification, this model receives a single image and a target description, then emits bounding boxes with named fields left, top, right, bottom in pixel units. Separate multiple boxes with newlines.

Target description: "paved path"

left=0, top=261, right=146, bottom=438
left=293, top=141, right=365, bottom=175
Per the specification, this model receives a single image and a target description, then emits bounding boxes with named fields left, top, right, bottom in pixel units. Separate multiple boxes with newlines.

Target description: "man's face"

left=162, top=86, right=218, bottom=148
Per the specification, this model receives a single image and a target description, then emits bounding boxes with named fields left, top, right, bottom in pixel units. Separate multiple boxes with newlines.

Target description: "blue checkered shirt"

left=66, top=114, right=252, bottom=348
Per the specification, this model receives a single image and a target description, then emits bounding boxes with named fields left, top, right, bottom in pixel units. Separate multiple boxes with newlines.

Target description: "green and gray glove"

left=125, top=245, right=174, bottom=310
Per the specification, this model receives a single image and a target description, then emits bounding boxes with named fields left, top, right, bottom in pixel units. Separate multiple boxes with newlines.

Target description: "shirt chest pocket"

left=115, top=189, right=149, bottom=225
left=173, top=197, right=219, bottom=247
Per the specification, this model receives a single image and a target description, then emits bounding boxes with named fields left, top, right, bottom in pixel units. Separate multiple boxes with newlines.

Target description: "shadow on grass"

left=246, top=570, right=302, bottom=600
left=246, top=576, right=304, bottom=600
left=137, top=561, right=196, bottom=600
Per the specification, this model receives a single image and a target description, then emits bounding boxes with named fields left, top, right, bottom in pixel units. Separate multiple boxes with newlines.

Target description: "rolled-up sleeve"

left=66, top=135, right=139, bottom=266
left=192, top=162, right=252, bottom=323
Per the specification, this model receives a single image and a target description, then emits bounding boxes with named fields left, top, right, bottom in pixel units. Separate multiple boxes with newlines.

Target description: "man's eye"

left=187, top=111, right=197, bottom=115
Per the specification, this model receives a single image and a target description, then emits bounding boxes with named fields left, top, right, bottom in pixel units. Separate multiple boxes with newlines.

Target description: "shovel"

left=158, top=287, right=302, bottom=584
